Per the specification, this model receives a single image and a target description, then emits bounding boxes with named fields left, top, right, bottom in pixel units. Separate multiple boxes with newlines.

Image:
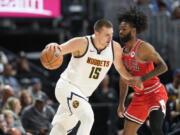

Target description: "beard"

left=120, top=31, right=132, bottom=43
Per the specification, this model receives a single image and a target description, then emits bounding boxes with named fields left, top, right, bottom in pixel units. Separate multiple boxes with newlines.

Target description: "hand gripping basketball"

left=40, top=43, right=63, bottom=70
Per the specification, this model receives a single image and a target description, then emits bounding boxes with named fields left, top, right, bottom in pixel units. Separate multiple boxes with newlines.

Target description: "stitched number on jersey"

left=89, top=67, right=102, bottom=79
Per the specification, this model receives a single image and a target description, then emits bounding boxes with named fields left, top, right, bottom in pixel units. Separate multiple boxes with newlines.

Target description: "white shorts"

left=52, top=78, right=91, bottom=131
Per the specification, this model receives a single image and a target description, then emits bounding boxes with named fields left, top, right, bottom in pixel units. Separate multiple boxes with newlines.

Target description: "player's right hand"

left=133, top=76, right=144, bottom=90
left=117, top=104, right=125, bottom=118
left=125, top=76, right=144, bottom=90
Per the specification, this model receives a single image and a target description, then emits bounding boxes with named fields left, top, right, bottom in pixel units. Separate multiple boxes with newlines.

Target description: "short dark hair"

left=117, top=7, right=148, bottom=34
left=94, top=19, right=113, bottom=32
left=157, top=1, right=166, bottom=8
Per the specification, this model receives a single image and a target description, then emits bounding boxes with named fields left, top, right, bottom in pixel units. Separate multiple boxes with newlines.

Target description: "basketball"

left=40, top=45, right=63, bottom=70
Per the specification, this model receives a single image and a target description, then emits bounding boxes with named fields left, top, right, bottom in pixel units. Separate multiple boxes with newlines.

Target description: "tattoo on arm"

left=141, top=60, right=168, bottom=82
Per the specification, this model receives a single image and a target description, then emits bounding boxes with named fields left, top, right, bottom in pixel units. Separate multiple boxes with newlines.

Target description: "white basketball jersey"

left=61, top=35, right=114, bottom=97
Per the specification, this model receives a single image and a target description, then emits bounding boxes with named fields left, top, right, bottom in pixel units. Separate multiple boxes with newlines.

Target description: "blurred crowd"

left=0, top=51, right=55, bottom=135
left=0, top=0, right=180, bottom=135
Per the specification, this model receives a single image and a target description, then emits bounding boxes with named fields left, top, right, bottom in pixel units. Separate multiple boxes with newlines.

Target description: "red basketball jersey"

left=122, top=39, right=161, bottom=93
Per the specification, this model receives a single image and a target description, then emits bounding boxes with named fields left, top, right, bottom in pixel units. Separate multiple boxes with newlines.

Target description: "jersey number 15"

left=89, top=66, right=102, bottom=79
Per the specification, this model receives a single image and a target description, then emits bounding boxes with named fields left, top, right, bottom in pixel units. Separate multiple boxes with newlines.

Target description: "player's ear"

left=94, top=31, right=99, bottom=37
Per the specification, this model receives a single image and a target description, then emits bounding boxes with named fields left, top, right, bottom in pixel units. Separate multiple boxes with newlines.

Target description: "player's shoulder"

left=112, top=40, right=123, bottom=57
left=71, top=37, right=88, bottom=43
left=68, top=37, right=88, bottom=48
left=112, top=40, right=122, bottom=49
left=113, top=40, right=120, bottom=46
left=138, top=41, right=155, bottom=51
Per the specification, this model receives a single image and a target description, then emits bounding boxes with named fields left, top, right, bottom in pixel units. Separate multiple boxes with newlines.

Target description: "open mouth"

left=106, top=41, right=110, bottom=44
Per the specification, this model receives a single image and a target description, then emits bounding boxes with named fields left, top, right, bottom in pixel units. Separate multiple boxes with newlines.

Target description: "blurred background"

left=0, top=0, right=180, bottom=135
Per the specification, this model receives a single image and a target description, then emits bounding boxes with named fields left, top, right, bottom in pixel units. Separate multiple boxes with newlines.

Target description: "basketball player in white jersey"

left=45, top=19, right=142, bottom=135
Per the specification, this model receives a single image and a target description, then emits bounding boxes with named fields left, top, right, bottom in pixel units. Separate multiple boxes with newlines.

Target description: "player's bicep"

left=146, top=49, right=162, bottom=64
left=60, top=37, right=86, bottom=55
left=138, top=43, right=163, bottom=64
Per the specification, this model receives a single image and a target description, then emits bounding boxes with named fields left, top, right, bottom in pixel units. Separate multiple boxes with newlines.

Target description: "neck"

left=92, top=35, right=105, bottom=51
left=125, top=37, right=137, bottom=52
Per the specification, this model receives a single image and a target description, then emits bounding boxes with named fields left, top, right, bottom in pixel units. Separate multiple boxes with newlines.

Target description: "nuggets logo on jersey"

left=87, top=57, right=110, bottom=67
left=72, top=100, right=80, bottom=108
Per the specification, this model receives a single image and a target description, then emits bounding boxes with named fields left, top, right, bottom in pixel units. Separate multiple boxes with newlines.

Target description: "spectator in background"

left=28, top=78, right=45, bottom=100
left=0, top=64, right=21, bottom=96
left=1, top=111, right=21, bottom=135
left=90, top=75, right=118, bottom=103
left=167, top=92, right=180, bottom=135
left=28, top=78, right=52, bottom=105
left=158, top=1, right=171, bottom=16
left=171, top=6, right=180, bottom=19
left=21, top=94, right=55, bottom=135
left=19, top=91, right=33, bottom=112
left=149, top=0, right=172, bottom=15
left=3, top=97, right=28, bottom=135
left=0, top=112, right=10, bottom=135
left=135, top=0, right=151, bottom=13
left=166, top=69, right=180, bottom=101
left=0, top=51, right=8, bottom=74
left=0, top=85, right=15, bottom=109
left=13, top=51, right=32, bottom=80
left=165, top=69, right=180, bottom=133
left=171, top=0, right=180, bottom=10
left=2, top=111, right=13, bottom=130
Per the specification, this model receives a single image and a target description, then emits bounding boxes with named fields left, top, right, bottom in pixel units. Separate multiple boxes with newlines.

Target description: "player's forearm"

left=58, top=37, right=85, bottom=55
left=115, top=59, right=132, bottom=80
left=118, top=65, right=132, bottom=80
left=113, top=43, right=132, bottom=80
left=60, top=42, right=78, bottom=55
left=119, top=78, right=129, bottom=105
left=141, top=61, right=168, bottom=82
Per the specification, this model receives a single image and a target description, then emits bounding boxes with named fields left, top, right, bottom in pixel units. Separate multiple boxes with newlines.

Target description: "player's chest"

left=122, top=52, right=140, bottom=71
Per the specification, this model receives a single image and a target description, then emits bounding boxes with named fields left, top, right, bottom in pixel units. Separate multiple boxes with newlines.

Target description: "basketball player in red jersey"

left=117, top=7, right=168, bottom=135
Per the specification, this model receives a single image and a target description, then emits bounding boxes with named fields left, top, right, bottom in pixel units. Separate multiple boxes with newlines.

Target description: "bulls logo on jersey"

left=72, top=100, right=80, bottom=108
left=131, top=52, right=135, bottom=57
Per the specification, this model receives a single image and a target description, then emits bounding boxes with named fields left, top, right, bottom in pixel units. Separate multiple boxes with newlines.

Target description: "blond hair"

left=94, top=19, right=113, bottom=32
left=4, top=97, right=20, bottom=115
